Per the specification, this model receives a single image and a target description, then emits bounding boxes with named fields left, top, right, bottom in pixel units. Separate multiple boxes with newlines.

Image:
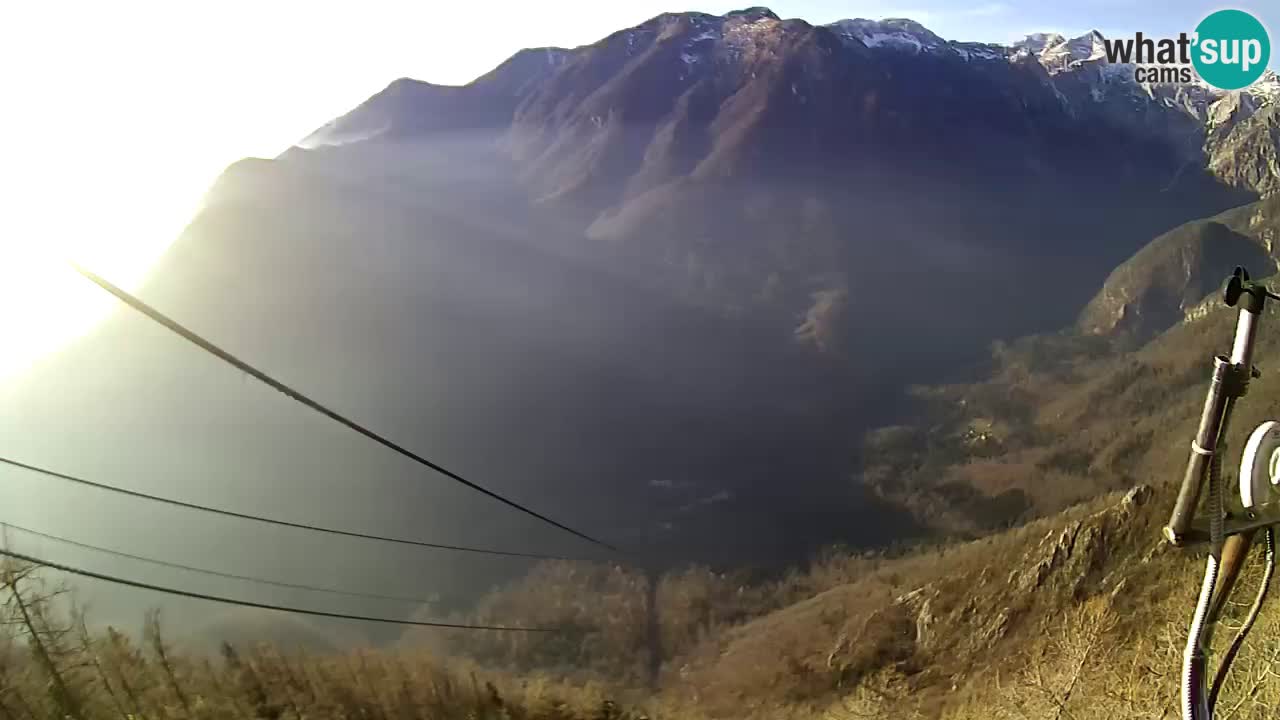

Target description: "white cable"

left=1184, top=554, right=1219, bottom=720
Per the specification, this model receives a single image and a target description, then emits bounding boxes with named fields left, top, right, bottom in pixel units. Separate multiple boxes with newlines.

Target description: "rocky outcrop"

left=1209, top=102, right=1280, bottom=198
left=894, top=586, right=937, bottom=650
left=1009, top=485, right=1151, bottom=596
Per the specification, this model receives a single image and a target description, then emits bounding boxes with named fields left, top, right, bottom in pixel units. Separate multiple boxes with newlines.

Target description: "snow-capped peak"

left=1038, top=30, right=1108, bottom=71
left=1014, top=33, right=1066, bottom=54
left=826, top=18, right=945, bottom=53
left=1248, top=69, right=1280, bottom=101
left=824, top=17, right=1005, bottom=61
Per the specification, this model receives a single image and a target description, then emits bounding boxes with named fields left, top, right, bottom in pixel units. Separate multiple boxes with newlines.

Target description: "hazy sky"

left=1, top=0, right=1277, bottom=377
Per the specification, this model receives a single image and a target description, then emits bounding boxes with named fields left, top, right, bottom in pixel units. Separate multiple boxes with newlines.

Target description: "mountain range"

left=297, top=8, right=1277, bottom=351
left=15, top=8, right=1280, bottom=592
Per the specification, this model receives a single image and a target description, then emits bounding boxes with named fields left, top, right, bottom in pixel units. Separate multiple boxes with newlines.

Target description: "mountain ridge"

left=113, top=5, right=1274, bottom=574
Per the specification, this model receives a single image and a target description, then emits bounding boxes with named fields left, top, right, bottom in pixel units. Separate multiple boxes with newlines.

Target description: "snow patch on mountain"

left=826, top=18, right=1005, bottom=62
left=952, top=42, right=1007, bottom=61
left=1250, top=70, right=1280, bottom=101
left=826, top=18, right=944, bottom=53
left=861, top=31, right=924, bottom=51
left=1018, top=30, right=1111, bottom=75
left=1011, top=27, right=1280, bottom=116
left=1014, top=33, right=1065, bottom=54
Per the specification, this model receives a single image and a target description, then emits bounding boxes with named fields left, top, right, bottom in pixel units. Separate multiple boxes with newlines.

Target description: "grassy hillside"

left=1, top=488, right=1240, bottom=720
left=0, top=558, right=650, bottom=720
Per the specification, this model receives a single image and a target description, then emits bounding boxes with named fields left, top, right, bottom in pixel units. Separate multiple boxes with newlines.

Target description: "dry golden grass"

left=0, top=559, right=653, bottom=720
left=7, top=484, right=1280, bottom=720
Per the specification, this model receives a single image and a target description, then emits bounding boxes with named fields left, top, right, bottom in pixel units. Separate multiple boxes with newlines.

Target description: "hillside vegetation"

left=0, top=559, right=650, bottom=720
left=5, top=488, right=1271, bottom=719
left=12, top=271, right=1280, bottom=719
left=434, top=284, right=1280, bottom=718
left=1079, top=195, right=1280, bottom=340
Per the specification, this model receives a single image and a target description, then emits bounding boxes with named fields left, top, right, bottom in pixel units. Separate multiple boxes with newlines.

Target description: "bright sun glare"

left=0, top=3, right=371, bottom=380
left=0, top=6, right=247, bottom=380
left=0, top=71, right=207, bottom=380
left=0, top=212, right=191, bottom=381
left=1, top=1, right=551, bottom=380
left=1, top=9, right=214, bottom=380
left=1, top=1, right=790, bottom=380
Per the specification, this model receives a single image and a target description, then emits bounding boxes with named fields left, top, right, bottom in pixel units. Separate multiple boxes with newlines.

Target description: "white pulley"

left=1240, top=421, right=1280, bottom=509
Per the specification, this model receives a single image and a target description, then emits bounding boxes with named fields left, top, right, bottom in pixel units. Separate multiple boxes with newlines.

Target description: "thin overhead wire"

left=0, top=545, right=555, bottom=632
left=0, top=456, right=586, bottom=561
left=0, top=520, right=435, bottom=605
left=67, top=260, right=617, bottom=553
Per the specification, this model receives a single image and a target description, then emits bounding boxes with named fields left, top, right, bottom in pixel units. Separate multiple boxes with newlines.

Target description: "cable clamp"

left=1192, top=441, right=1216, bottom=457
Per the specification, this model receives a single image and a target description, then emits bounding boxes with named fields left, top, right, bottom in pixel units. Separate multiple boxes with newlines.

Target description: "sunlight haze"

left=2, top=0, right=1276, bottom=376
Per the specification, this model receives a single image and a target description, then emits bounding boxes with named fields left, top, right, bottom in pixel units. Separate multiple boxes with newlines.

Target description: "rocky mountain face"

left=498, top=12, right=1249, bottom=363
left=1011, top=29, right=1280, bottom=192
left=301, top=14, right=1278, bottom=356
left=991, top=28, right=1280, bottom=341
left=1209, top=101, right=1280, bottom=197
left=94, top=8, right=1280, bottom=573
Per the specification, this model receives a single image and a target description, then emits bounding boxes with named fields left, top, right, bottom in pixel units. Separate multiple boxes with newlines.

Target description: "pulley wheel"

left=1240, top=421, right=1280, bottom=509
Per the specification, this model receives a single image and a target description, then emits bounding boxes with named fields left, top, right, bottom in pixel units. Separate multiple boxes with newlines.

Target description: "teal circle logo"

left=1192, top=10, right=1270, bottom=91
